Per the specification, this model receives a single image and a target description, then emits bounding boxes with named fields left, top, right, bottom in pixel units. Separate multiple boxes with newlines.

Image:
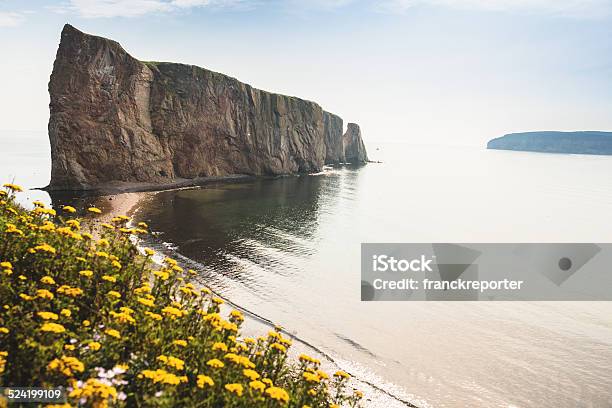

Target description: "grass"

left=0, top=183, right=364, bottom=407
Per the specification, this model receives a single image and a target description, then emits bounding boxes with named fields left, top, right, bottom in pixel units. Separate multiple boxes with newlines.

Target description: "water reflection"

left=137, top=173, right=353, bottom=284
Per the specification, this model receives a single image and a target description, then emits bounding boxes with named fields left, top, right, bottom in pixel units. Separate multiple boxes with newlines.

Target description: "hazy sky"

left=1, top=0, right=611, bottom=147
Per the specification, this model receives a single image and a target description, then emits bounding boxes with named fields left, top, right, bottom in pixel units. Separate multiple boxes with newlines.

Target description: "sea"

left=2, top=130, right=612, bottom=408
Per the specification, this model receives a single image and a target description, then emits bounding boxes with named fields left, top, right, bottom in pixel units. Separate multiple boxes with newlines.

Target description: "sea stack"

left=47, top=24, right=368, bottom=191
left=343, top=123, right=369, bottom=163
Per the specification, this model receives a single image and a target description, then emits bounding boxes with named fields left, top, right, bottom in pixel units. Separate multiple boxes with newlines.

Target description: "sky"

left=1, top=0, right=612, bottom=147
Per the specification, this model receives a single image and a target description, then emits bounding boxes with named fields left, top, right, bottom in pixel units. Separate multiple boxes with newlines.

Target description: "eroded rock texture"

left=343, top=123, right=369, bottom=164
left=48, top=25, right=368, bottom=190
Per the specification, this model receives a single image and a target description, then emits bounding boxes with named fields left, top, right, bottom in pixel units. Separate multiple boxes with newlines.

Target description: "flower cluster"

left=0, top=184, right=364, bottom=407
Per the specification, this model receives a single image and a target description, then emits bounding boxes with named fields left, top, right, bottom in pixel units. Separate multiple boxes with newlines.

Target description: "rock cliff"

left=47, top=24, right=368, bottom=191
left=343, top=123, right=369, bottom=163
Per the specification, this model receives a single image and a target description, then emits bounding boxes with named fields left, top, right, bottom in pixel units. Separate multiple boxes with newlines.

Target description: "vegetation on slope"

left=0, top=183, right=364, bottom=408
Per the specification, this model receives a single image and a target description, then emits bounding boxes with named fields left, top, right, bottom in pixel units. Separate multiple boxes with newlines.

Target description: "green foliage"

left=0, top=183, right=364, bottom=407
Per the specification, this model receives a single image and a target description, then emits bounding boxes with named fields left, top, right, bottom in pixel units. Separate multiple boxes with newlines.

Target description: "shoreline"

left=89, top=186, right=419, bottom=408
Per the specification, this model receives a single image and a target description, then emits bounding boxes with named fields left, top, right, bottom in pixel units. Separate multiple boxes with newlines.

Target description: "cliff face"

left=323, top=112, right=345, bottom=164
left=487, top=131, right=612, bottom=155
left=343, top=123, right=369, bottom=163
left=48, top=25, right=368, bottom=191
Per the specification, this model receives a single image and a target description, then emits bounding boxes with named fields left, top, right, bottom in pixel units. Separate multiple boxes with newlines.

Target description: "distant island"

left=487, top=131, right=612, bottom=155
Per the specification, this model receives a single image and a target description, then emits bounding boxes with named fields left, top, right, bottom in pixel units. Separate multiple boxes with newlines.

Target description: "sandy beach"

left=84, top=191, right=154, bottom=236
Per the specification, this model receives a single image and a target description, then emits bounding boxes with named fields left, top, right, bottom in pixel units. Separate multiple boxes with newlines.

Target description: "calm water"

left=2, top=131, right=612, bottom=407
left=134, top=144, right=612, bottom=408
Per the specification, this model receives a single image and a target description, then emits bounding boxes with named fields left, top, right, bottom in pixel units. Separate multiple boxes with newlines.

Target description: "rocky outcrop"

left=323, top=112, right=345, bottom=164
left=343, top=123, right=369, bottom=163
left=47, top=24, right=368, bottom=191
left=487, top=131, right=612, bottom=155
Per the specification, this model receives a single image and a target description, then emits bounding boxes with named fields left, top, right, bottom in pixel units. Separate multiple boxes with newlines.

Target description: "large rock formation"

left=487, top=131, right=612, bottom=155
left=343, top=123, right=369, bottom=163
left=323, top=112, right=345, bottom=164
left=47, top=24, right=368, bottom=191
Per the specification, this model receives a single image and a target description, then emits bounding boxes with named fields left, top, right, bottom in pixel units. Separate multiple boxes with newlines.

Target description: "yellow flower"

left=303, top=372, right=320, bottom=383
left=18, top=275, right=26, bottom=281
left=173, top=339, right=188, bottom=347
left=87, top=207, right=102, bottom=214
left=316, top=369, right=329, bottom=380
left=153, top=270, right=169, bottom=280
left=134, top=284, right=151, bottom=294
left=64, top=344, right=75, bottom=351
left=243, top=369, right=260, bottom=381
left=79, top=270, right=93, bottom=278
left=212, top=297, right=224, bottom=305
left=62, top=205, right=76, bottom=213
left=83, top=320, right=91, bottom=327
left=40, top=276, right=56, bottom=285
left=37, top=311, right=59, bottom=320
left=157, top=355, right=185, bottom=370
left=110, top=310, right=135, bottom=324
left=270, top=343, right=287, bottom=353
left=137, top=297, right=155, bottom=307
left=111, top=260, right=122, bottom=269
left=144, top=311, right=162, bottom=321
left=144, top=248, right=155, bottom=256
left=212, top=342, right=228, bottom=352
left=230, top=310, right=244, bottom=321
left=224, top=353, right=255, bottom=369
left=32, top=244, right=56, bottom=255
left=5, top=224, right=24, bottom=236
left=249, top=380, right=266, bottom=392
left=88, top=341, right=101, bottom=351
left=36, top=289, right=54, bottom=300
left=57, top=285, right=83, bottom=297
left=206, top=358, right=225, bottom=369
left=102, top=275, right=117, bottom=283
left=197, top=374, right=214, bottom=388
left=105, top=328, right=121, bottom=339
left=19, top=293, right=33, bottom=301
left=97, top=238, right=110, bottom=247
left=60, top=309, right=71, bottom=317
left=3, top=183, right=23, bottom=192
left=140, top=369, right=186, bottom=385
left=40, top=322, right=66, bottom=333
left=164, top=257, right=178, bottom=266
left=0, top=327, right=9, bottom=334
left=69, top=378, right=117, bottom=402
left=334, top=370, right=350, bottom=379
left=66, top=219, right=80, bottom=229
left=0, top=261, right=12, bottom=269
left=299, top=354, right=321, bottom=365
left=354, top=390, right=364, bottom=398
left=224, top=383, right=243, bottom=397
left=265, top=386, right=290, bottom=403
left=107, top=290, right=121, bottom=299
left=161, top=306, right=184, bottom=319
left=47, top=356, right=84, bottom=376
